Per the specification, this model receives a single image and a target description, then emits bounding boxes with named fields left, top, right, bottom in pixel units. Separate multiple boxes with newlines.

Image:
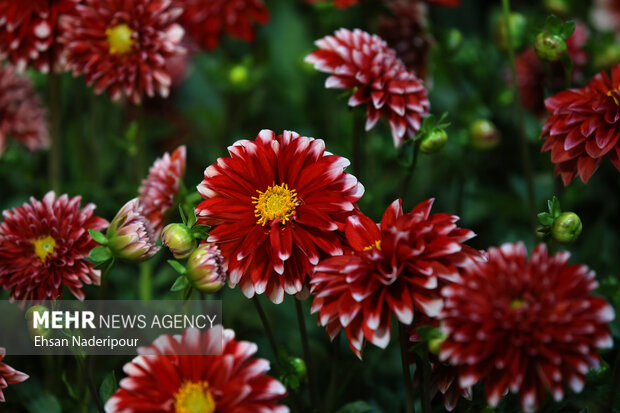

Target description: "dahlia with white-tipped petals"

left=440, top=243, right=615, bottom=412
left=0, top=348, right=28, bottom=402
left=305, top=28, right=430, bottom=147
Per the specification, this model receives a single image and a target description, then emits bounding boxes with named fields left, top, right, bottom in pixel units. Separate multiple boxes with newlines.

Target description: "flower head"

left=439, top=243, right=614, bottom=411
left=0, top=192, right=108, bottom=302
left=107, top=199, right=160, bottom=263
left=139, top=146, right=186, bottom=236
left=178, top=0, right=269, bottom=50
left=0, top=348, right=28, bottom=402
left=186, top=243, right=226, bottom=293
left=58, top=0, right=185, bottom=104
left=0, top=0, right=78, bottom=73
left=196, top=129, right=364, bottom=303
left=305, top=28, right=430, bottom=147
left=105, top=327, right=288, bottom=413
left=541, top=64, right=620, bottom=185
left=310, top=198, right=480, bottom=357
left=0, top=65, right=49, bottom=157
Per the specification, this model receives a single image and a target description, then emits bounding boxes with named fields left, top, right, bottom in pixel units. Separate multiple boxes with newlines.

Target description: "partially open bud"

left=107, top=199, right=160, bottom=263
left=496, top=12, right=527, bottom=51
left=25, top=305, right=51, bottom=339
left=469, top=119, right=499, bottom=150
left=186, top=243, right=226, bottom=294
left=535, top=33, right=567, bottom=62
left=552, top=212, right=582, bottom=244
left=419, top=129, right=448, bottom=154
left=161, top=223, right=196, bottom=259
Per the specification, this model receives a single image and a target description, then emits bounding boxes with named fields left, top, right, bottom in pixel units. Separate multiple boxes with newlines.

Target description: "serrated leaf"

left=171, top=275, right=189, bottom=291
left=88, top=229, right=108, bottom=245
left=560, top=20, right=576, bottom=40
left=167, top=260, right=187, bottom=275
left=336, top=401, right=374, bottom=413
left=99, top=370, right=117, bottom=402
left=89, top=246, right=112, bottom=263
left=538, top=212, right=554, bottom=226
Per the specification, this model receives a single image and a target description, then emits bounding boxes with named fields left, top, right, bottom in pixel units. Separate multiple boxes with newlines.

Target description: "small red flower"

left=196, top=129, right=364, bottom=303
left=305, top=28, right=430, bottom=147
left=0, top=192, right=108, bottom=302
left=310, top=198, right=480, bottom=357
left=0, top=0, right=78, bottom=73
left=0, top=348, right=28, bottom=403
left=105, top=327, right=289, bottom=413
left=178, top=0, right=269, bottom=50
left=440, top=243, right=614, bottom=411
left=541, top=64, right=620, bottom=185
left=139, top=145, right=186, bottom=236
left=58, top=0, right=185, bottom=104
left=0, top=65, right=49, bottom=157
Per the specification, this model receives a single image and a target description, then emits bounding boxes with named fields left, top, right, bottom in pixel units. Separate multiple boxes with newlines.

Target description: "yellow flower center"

left=363, top=240, right=382, bottom=251
left=106, top=24, right=134, bottom=55
left=174, top=381, right=216, bottom=413
left=252, top=183, right=299, bottom=226
left=607, top=86, right=620, bottom=105
left=510, top=298, right=526, bottom=310
left=33, top=235, right=56, bottom=262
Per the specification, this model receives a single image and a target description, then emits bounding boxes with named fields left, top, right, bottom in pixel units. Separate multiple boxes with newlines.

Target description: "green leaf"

left=416, top=325, right=444, bottom=341
left=179, top=204, right=187, bottom=226
left=99, top=370, right=117, bottom=403
left=561, top=53, right=573, bottom=72
left=88, top=229, right=108, bottom=245
left=560, top=20, right=576, bottom=40
left=187, top=207, right=197, bottom=228
left=89, top=246, right=112, bottom=263
left=336, top=401, right=374, bottom=413
left=192, top=226, right=210, bottom=240
left=61, top=371, right=80, bottom=400
left=549, top=196, right=562, bottom=218
left=167, top=260, right=187, bottom=275
left=545, top=14, right=562, bottom=34
left=170, top=275, right=189, bottom=291
left=537, top=212, right=554, bottom=227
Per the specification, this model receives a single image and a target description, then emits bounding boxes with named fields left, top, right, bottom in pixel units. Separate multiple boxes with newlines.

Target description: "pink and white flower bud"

left=107, top=199, right=160, bottom=263
left=187, top=243, right=226, bottom=294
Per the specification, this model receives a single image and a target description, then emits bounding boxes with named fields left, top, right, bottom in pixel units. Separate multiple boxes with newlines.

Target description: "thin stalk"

left=399, top=322, right=416, bottom=413
left=607, top=349, right=620, bottom=412
left=418, top=348, right=432, bottom=413
left=502, top=0, right=537, bottom=233
left=138, top=261, right=152, bottom=301
left=77, top=356, right=105, bottom=413
left=401, top=141, right=421, bottom=199
left=252, top=296, right=279, bottom=357
left=325, top=335, right=341, bottom=413
left=351, top=110, right=363, bottom=179
left=98, top=259, right=114, bottom=300
left=295, top=299, right=319, bottom=412
left=47, top=75, right=62, bottom=192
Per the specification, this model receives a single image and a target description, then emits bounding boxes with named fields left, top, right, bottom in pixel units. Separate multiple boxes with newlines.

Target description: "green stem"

left=98, top=259, right=114, bottom=300
left=138, top=262, right=152, bottom=301
left=607, top=349, right=620, bottom=412
left=76, top=356, right=105, bottom=413
left=502, top=0, right=537, bottom=233
left=399, top=323, right=416, bottom=413
left=47, top=75, right=62, bottom=192
left=295, top=299, right=319, bottom=412
left=325, top=335, right=341, bottom=413
left=401, top=141, right=421, bottom=200
left=418, top=348, right=432, bottom=413
left=252, top=296, right=279, bottom=357
left=351, top=110, right=363, bottom=179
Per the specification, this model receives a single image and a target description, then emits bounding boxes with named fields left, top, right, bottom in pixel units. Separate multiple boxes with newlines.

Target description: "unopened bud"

left=535, top=33, right=567, bottom=62
left=469, top=119, right=499, bottom=150
left=187, top=243, right=226, bottom=294
left=552, top=212, right=582, bottom=244
left=107, top=199, right=160, bottom=263
left=419, top=130, right=448, bottom=154
left=161, top=223, right=197, bottom=259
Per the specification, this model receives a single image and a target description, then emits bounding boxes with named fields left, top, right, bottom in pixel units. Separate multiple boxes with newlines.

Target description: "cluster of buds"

left=537, top=196, right=583, bottom=244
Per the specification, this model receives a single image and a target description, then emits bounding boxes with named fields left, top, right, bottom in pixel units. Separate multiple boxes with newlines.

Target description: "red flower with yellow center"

left=195, top=129, right=364, bottom=303
left=105, top=327, right=289, bottom=413
left=310, top=198, right=480, bottom=357
left=0, top=191, right=108, bottom=302
left=541, top=64, right=620, bottom=185
left=58, top=0, right=185, bottom=104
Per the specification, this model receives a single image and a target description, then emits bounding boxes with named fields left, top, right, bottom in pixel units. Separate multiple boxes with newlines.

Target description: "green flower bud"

left=229, top=65, right=249, bottom=85
left=428, top=333, right=448, bottom=355
left=445, top=29, right=463, bottom=53
left=544, top=0, right=571, bottom=15
left=469, top=119, right=499, bottom=150
left=419, top=129, right=448, bottom=154
left=496, top=12, right=527, bottom=51
left=25, top=305, right=51, bottom=339
left=161, top=223, right=197, bottom=259
left=187, top=243, right=226, bottom=294
left=288, top=357, right=307, bottom=379
left=535, top=33, right=567, bottom=62
left=552, top=212, right=582, bottom=244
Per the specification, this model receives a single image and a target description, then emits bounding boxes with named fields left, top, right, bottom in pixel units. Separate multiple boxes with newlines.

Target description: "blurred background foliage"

left=1, top=0, right=619, bottom=412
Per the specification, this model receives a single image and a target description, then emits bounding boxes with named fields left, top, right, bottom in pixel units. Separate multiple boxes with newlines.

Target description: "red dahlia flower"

left=196, top=129, right=364, bottom=303
left=105, top=327, right=289, bottom=413
left=58, top=0, right=185, bottom=104
left=541, top=64, right=620, bottom=185
left=305, top=28, right=430, bottom=147
left=138, top=145, right=186, bottom=236
left=0, top=348, right=28, bottom=403
left=0, top=0, right=78, bottom=73
left=0, top=192, right=108, bottom=302
left=178, top=0, right=269, bottom=50
left=310, top=198, right=480, bottom=357
left=440, top=243, right=614, bottom=412
left=0, top=65, right=49, bottom=157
